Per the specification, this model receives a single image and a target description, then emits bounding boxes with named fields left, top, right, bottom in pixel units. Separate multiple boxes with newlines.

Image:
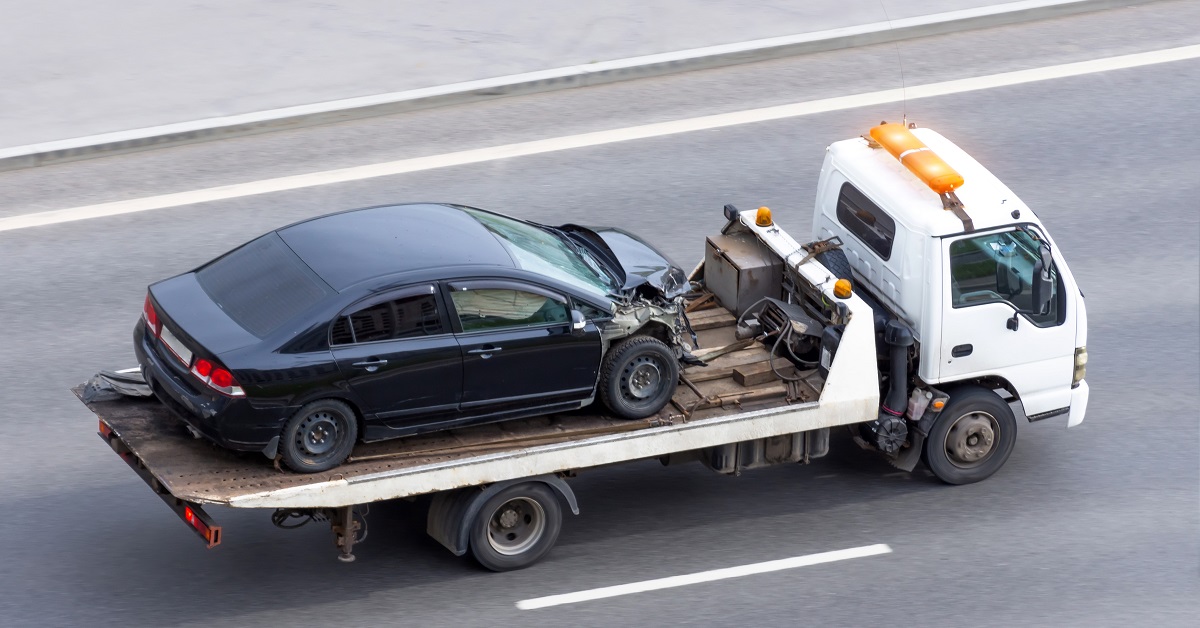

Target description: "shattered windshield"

left=462, top=207, right=618, bottom=298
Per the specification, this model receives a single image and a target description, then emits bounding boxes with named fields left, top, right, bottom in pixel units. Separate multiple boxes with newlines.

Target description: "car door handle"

left=352, top=359, right=388, bottom=372
left=951, top=344, right=973, bottom=358
left=468, top=347, right=502, bottom=358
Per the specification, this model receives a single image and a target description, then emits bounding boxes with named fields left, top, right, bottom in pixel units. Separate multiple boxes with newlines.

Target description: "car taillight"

left=143, top=294, right=161, bottom=337
left=190, top=359, right=245, bottom=397
left=193, top=358, right=213, bottom=378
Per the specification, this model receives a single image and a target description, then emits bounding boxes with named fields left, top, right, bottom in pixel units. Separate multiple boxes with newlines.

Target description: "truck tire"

left=815, top=248, right=853, bottom=284
left=922, top=387, right=1017, bottom=485
left=469, top=482, right=563, bottom=572
left=598, top=335, right=679, bottom=419
left=278, top=399, right=358, bottom=473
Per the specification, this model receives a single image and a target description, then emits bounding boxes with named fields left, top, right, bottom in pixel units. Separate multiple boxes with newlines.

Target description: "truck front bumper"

left=1067, top=380, right=1089, bottom=427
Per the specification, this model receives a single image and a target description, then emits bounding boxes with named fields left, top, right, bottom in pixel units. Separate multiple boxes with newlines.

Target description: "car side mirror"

left=570, top=309, right=588, bottom=335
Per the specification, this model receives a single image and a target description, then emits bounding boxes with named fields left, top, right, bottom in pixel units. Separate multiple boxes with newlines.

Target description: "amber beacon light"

left=869, top=123, right=964, bottom=195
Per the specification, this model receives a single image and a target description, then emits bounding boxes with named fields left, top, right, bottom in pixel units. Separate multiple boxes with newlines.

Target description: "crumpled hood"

left=561, top=225, right=689, bottom=299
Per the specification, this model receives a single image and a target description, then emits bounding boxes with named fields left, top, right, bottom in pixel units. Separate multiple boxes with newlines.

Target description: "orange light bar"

left=869, top=123, right=964, bottom=195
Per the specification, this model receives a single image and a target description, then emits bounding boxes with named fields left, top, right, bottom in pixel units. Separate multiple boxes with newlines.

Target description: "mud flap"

left=889, top=432, right=926, bottom=472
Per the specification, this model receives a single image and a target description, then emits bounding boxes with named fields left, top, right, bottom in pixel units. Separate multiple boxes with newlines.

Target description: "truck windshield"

left=948, top=228, right=1059, bottom=326
left=462, top=208, right=618, bottom=298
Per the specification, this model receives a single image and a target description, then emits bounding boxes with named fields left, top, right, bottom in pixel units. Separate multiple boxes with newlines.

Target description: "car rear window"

left=196, top=232, right=333, bottom=337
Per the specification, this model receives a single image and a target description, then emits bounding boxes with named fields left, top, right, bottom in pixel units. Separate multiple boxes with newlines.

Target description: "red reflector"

left=194, top=359, right=213, bottom=377
left=184, top=506, right=211, bottom=541
left=210, top=368, right=234, bottom=388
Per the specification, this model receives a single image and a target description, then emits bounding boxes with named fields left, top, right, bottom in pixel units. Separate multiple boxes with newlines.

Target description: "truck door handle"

left=352, top=359, right=388, bottom=372
left=951, top=344, right=973, bottom=358
left=468, top=346, right=502, bottom=358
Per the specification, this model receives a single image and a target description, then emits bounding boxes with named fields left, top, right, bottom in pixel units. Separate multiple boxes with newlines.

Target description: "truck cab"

left=812, top=124, right=1089, bottom=474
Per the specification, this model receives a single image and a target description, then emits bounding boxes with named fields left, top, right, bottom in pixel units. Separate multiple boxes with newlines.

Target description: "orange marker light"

left=931, top=399, right=946, bottom=411
left=833, top=279, right=853, bottom=299
left=755, top=206, right=773, bottom=227
left=869, top=123, right=964, bottom=195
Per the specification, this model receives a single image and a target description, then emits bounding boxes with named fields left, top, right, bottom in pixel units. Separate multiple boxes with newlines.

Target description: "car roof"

left=277, top=203, right=516, bottom=291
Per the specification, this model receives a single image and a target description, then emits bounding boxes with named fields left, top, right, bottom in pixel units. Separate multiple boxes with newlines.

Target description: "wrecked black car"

left=134, top=203, right=692, bottom=472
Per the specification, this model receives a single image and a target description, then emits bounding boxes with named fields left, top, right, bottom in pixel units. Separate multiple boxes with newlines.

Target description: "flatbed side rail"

left=98, top=417, right=222, bottom=548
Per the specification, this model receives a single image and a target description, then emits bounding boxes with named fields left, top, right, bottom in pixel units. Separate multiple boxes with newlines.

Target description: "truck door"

left=936, top=227, right=1076, bottom=417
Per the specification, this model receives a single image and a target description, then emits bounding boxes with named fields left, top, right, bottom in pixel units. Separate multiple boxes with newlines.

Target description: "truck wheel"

left=279, top=399, right=358, bottom=473
left=599, top=335, right=679, bottom=419
left=470, top=483, right=562, bottom=572
left=923, top=387, right=1017, bottom=485
left=815, top=248, right=853, bottom=284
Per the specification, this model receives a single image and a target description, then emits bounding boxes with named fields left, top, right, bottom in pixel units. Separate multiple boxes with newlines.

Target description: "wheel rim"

left=944, top=411, right=999, bottom=469
left=296, top=411, right=341, bottom=457
left=487, top=497, right=546, bottom=556
left=622, top=356, right=664, bottom=401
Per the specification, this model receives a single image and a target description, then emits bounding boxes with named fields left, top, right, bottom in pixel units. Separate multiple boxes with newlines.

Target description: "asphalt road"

left=0, top=4, right=1197, bottom=627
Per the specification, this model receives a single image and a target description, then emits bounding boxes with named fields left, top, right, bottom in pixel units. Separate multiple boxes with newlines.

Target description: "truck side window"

left=331, top=291, right=442, bottom=345
left=836, top=183, right=896, bottom=260
left=949, top=231, right=1060, bottom=326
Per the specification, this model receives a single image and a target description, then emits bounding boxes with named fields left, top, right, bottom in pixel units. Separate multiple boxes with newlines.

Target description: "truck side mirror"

left=1031, top=243, right=1053, bottom=315
left=1007, top=242, right=1053, bottom=331
left=570, top=309, right=588, bottom=335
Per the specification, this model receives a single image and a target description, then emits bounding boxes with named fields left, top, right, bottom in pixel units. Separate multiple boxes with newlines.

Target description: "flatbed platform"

left=79, top=305, right=862, bottom=509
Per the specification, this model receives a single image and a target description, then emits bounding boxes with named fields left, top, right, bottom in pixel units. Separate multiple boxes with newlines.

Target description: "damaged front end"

left=602, top=295, right=692, bottom=351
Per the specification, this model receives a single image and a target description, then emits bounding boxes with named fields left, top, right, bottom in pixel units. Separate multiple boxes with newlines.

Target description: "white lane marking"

left=2, top=45, right=1198, bottom=234
left=515, top=543, right=892, bottom=610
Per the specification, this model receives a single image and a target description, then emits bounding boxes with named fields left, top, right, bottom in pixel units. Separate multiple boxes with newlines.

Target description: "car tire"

left=922, top=386, right=1017, bottom=485
left=815, top=248, right=854, bottom=284
left=469, top=483, right=563, bottom=572
left=599, top=335, right=679, bottom=419
left=279, top=399, right=358, bottom=473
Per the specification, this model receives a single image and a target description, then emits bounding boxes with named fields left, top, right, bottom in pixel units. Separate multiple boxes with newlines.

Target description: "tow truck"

left=79, top=122, right=1089, bottom=569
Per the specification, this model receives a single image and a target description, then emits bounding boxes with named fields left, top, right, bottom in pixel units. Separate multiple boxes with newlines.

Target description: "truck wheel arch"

left=427, top=475, right=579, bottom=558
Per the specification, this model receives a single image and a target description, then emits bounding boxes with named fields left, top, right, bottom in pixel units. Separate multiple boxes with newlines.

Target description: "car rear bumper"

left=134, top=320, right=289, bottom=452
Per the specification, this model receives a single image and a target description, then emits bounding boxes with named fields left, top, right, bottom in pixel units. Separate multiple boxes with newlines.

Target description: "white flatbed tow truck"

left=79, top=123, right=1088, bottom=569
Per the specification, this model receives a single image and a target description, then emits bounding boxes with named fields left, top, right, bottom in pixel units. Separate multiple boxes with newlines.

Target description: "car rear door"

left=446, top=279, right=602, bottom=416
left=330, top=284, right=463, bottom=432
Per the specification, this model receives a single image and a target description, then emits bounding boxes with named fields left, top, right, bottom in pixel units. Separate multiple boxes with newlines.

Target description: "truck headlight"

left=1073, top=346, right=1087, bottom=387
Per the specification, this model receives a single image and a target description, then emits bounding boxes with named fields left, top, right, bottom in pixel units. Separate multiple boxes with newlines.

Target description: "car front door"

left=446, top=279, right=602, bottom=417
left=330, top=284, right=463, bottom=434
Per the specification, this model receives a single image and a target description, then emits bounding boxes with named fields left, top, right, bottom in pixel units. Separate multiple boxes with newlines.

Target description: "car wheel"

left=469, top=483, right=562, bottom=572
left=922, top=386, right=1017, bottom=485
left=279, top=399, right=358, bottom=473
left=599, top=335, right=679, bottom=419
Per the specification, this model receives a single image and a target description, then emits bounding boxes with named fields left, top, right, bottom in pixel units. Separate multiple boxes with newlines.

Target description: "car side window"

left=450, top=287, right=569, bottom=332
left=330, top=289, right=442, bottom=345
left=836, top=182, right=896, bottom=260
left=948, top=230, right=1060, bottom=326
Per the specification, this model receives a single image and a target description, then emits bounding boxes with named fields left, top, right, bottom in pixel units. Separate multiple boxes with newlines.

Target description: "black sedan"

left=135, top=203, right=691, bottom=472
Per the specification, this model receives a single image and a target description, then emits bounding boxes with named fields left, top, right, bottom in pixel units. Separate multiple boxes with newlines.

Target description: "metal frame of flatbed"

left=79, top=215, right=881, bottom=553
